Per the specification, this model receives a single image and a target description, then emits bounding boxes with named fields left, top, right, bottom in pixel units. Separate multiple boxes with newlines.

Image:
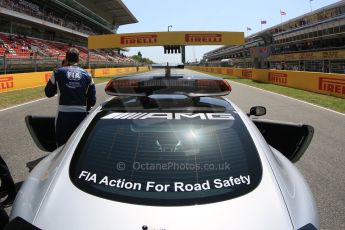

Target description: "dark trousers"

left=0, top=205, right=8, bottom=229
left=0, top=156, right=15, bottom=203
left=0, top=156, right=14, bottom=228
left=56, top=112, right=86, bottom=147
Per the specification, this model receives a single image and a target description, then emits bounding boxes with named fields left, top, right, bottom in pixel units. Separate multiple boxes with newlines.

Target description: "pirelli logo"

left=242, top=70, right=252, bottom=78
left=0, top=76, right=14, bottom=91
left=45, top=73, right=51, bottom=83
left=226, top=68, right=234, bottom=75
left=322, top=51, right=340, bottom=59
left=120, top=35, right=158, bottom=45
left=268, top=72, right=287, bottom=84
left=319, top=77, right=345, bottom=95
left=102, top=69, right=110, bottom=75
left=185, top=34, right=222, bottom=43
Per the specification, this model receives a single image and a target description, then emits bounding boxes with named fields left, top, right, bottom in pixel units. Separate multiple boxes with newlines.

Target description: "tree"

left=131, top=52, right=155, bottom=64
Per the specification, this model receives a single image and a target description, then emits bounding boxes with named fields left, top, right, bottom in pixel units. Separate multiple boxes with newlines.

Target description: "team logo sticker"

left=78, top=170, right=250, bottom=192
left=101, top=112, right=235, bottom=120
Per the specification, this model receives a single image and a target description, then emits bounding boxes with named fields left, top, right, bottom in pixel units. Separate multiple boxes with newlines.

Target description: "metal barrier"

left=269, top=60, right=345, bottom=73
left=0, top=54, right=137, bottom=74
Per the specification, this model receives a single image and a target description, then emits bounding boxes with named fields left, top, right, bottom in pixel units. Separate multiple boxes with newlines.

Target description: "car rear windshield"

left=70, top=110, right=262, bottom=206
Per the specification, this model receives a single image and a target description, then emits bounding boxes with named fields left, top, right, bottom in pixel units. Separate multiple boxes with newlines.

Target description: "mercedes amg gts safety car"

left=1, top=70, right=318, bottom=230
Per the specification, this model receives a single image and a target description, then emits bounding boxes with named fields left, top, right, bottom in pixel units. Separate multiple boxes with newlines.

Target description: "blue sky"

left=118, top=0, right=340, bottom=64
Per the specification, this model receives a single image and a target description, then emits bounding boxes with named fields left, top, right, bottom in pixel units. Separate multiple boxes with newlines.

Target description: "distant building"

left=203, top=1, right=345, bottom=74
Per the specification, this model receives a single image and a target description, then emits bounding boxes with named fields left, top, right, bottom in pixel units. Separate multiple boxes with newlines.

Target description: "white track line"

left=0, top=82, right=108, bottom=113
left=228, top=80, right=345, bottom=117
left=1, top=79, right=344, bottom=117
left=0, top=97, right=49, bottom=112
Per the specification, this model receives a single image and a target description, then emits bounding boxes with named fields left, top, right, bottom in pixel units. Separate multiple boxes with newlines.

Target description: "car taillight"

left=105, top=79, right=142, bottom=96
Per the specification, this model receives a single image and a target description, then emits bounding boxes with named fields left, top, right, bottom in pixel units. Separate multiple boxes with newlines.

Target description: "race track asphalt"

left=0, top=68, right=344, bottom=229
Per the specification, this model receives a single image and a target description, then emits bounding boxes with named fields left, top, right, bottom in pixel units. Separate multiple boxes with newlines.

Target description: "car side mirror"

left=0, top=155, right=16, bottom=208
left=248, top=106, right=266, bottom=117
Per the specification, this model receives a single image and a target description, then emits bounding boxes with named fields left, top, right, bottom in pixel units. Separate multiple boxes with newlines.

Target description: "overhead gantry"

left=88, top=31, right=244, bottom=64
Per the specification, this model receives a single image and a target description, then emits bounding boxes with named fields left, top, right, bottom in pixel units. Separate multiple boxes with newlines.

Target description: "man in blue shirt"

left=45, top=48, right=96, bottom=146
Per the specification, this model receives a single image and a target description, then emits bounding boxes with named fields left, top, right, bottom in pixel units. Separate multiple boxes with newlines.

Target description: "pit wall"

left=0, top=67, right=149, bottom=93
left=188, top=66, right=345, bottom=99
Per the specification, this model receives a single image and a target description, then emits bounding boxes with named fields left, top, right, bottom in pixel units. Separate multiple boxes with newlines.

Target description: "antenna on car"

left=165, top=62, right=171, bottom=77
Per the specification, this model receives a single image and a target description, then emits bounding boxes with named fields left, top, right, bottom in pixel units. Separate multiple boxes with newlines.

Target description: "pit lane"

left=0, top=68, right=344, bottom=229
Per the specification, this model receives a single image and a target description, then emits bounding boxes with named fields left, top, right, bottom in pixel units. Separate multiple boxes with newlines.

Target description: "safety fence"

left=0, top=66, right=149, bottom=93
left=0, top=55, right=138, bottom=74
left=188, top=66, right=345, bottom=99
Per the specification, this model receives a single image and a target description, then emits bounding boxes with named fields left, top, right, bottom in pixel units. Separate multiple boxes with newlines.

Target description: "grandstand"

left=203, top=1, right=345, bottom=74
left=0, top=0, right=138, bottom=73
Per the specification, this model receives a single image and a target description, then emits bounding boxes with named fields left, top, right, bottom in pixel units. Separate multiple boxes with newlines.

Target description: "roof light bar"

left=105, top=77, right=231, bottom=97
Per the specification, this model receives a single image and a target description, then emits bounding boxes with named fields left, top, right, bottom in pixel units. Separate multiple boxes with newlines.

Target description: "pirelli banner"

left=88, top=31, right=245, bottom=49
left=0, top=71, right=53, bottom=93
left=0, top=67, right=148, bottom=93
left=268, top=50, right=345, bottom=61
left=255, top=70, right=345, bottom=99
left=188, top=66, right=345, bottom=99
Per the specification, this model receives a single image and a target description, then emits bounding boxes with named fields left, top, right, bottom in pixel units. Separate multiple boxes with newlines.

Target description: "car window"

left=70, top=110, right=262, bottom=206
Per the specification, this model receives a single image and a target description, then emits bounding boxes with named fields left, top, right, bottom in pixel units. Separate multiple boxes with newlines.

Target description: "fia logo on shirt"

left=67, top=71, right=81, bottom=80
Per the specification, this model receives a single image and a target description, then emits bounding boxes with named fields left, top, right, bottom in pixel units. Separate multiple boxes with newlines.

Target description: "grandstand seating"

left=0, top=0, right=97, bottom=36
left=0, top=32, right=136, bottom=64
left=0, top=33, right=32, bottom=58
left=0, top=0, right=139, bottom=74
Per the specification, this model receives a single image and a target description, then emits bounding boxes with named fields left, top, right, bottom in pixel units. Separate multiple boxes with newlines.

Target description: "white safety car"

left=0, top=69, right=318, bottom=230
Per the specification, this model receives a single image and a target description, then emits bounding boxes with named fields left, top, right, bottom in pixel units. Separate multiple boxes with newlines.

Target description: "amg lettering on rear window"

left=101, top=113, right=235, bottom=120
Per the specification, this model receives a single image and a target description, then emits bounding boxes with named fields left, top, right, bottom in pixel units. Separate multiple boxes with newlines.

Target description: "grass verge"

left=0, top=77, right=112, bottom=109
left=204, top=72, right=345, bottom=114
left=1, top=73, right=344, bottom=114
